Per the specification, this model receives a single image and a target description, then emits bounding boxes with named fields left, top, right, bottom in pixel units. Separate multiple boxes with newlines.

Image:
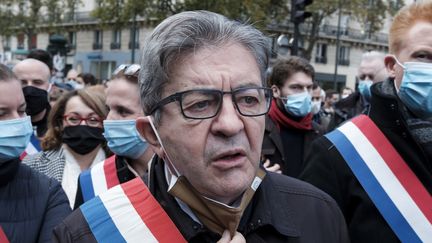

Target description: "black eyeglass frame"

left=149, top=87, right=273, bottom=120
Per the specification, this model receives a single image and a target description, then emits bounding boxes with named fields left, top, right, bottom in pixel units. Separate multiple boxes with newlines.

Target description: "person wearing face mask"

left=0, top=64, right=71, bottom=242
left=72, top=64, right=154, bottom=209
left=53, top=11, right=349, bottom=243
left=23, top=88, right=110, bottom=208
left=311, top=82, right=333, bottom=133
left=13, top=58, right=52, bottom=159
left=300, top=2, right=432, bottom=242
left=262, top=57, right=321, bottom=178
left=334, top=51, right=388, bottom=126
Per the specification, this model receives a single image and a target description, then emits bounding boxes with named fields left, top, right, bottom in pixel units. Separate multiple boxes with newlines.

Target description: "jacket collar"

left=149, top=157, right=300, bottom=240
left=264, top=116, right=285, bottom=159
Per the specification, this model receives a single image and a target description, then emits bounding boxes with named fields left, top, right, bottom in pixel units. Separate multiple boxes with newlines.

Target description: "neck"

left=129, top=148, right=153, bottom=177
left=65, top=144, right=102, bottom=170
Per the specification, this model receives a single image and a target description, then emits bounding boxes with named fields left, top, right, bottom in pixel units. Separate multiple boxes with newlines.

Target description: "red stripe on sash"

left=103, top=155, right=120, bottom=189
left=352, top=115, right=432, bottom=223
left=121, top=179, right=186, bottom=243
left=0, top=227, right=9, bottom=243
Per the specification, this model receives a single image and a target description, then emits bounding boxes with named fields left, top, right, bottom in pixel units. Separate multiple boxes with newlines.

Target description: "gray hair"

left=361, top=51, right=385, bottom=64
left=139, top=10, right=270, bottom=123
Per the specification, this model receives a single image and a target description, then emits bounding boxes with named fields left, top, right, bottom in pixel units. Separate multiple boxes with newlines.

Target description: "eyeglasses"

left=63, top=114, right=103, bottom=127
left=149, top=87, right=273, bottom=119
left=112, top=64, right=141, bottom=77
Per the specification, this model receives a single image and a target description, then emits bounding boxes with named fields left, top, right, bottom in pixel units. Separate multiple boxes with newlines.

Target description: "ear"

left=271, top=85, right=280, bottom=99
left=384, top=55, right=397, bottom=79
left=136, top=116, right=164, bottom=157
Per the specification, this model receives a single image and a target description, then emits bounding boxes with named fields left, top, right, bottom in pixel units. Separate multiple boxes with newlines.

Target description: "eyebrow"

left=233, top=82, right=262, bottom=89
left=19, top=103, right=26, bottom=109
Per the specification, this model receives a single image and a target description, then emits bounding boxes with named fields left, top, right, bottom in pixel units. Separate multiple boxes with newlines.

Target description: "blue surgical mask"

left=0, top=116, right=33, bottom=163
left=281, top=92, right=312, bottom=117
left=103, top=119, right=148, bottom=159
left=395, top=59, right=432, bottom=119
left=358, top=79, right=373, bottom=101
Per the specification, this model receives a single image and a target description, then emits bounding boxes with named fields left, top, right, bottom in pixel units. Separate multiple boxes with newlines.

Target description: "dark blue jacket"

left=0, top=158, right=71, bottom=242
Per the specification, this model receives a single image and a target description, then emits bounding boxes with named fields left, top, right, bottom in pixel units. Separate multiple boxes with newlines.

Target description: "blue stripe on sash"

left=80, top=170, right=95, bottom=202
left=81, top=196, right=126, bottom=243
left=30, top=133, right=41, bottom=151
left=326, top=129, right=421, bottom=243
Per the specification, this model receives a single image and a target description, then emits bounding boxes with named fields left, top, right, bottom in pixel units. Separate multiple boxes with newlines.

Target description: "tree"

left=0, top=0, right=75, bottom=50
left=299, top=0, right=405, bottom=60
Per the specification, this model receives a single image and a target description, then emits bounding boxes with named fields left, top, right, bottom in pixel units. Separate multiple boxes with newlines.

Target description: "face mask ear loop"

left=392, top=55, right=405, bottom=93
left=147, top=115, right=181, bottom=177
left=47, top=83, right=52, bottom=93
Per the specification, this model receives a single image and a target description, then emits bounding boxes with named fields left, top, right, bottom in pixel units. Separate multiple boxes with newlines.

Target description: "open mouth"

left=211, top=149, right=247, bottom=170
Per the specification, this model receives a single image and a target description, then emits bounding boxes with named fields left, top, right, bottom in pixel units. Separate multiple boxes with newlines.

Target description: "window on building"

left=93, top=30, right=102, bottom=50
left=3, top=36, right=11, bottom=51
left=111, top=29, right=121, bottom=49
left=129, top=28, right=139, bottom=49
left=315, top=43, right=327, bottom=64
left=17, top=34, right=25, bottom=49
left=338, top=46, right=350, bottom=66
left=68, top=32, right=76, bottom=49
left=90, top=61, right=116, bottom=81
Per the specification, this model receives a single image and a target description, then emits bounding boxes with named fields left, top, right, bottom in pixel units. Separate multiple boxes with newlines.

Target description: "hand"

left=217, top=230, right=246, bottom=243
left=263, top=159, right=282, bottom=174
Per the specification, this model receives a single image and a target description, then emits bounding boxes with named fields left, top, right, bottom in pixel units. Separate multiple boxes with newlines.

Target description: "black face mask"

left=62, top=126, right=105, bottom=155
left=22, top=86, right=50, bottom=116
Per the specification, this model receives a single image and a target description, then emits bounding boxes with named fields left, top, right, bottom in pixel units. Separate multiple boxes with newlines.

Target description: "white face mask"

left=311, top=100, right=321, bottom=115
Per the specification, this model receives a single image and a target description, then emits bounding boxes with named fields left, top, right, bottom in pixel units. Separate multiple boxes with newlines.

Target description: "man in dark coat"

left=334, top=51, right=388, bottom=126
left=53, top=10, right=349, bottom=243
left=262, top=57, right=321, bottom=177
left=300, top=2, right=432, bottom=242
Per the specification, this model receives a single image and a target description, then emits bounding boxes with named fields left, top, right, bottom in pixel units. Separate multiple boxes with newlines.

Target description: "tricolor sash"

left=80, top=155, right=120, bottom=202
left=80, top=177, right=186, bottom=243
left=325, top=115, right=432, bottom=243
left=0, top=227, right=9, bottom=243
left=20, top=133, right=41, bottom=160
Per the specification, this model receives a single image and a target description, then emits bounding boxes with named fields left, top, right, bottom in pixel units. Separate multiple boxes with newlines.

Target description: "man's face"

left=311, top=87, right=322, bottom=103
left=272, top=72, right=313, bottom=99
left=387, top=21, right=432, bottom=89
left=358, top=58, right=386, bottom=83
left=154, top=43, right=264, bottom=204
left=13, top=60, right=50, bottom=90
left=105, top=78, right=143, bottom=120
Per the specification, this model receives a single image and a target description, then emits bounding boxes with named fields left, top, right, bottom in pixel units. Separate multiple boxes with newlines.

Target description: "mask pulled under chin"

left=168, top=168, right=266, bottom=238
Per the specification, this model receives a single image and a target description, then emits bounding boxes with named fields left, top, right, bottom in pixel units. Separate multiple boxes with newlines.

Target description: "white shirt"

left=61, top=145, right=106, bottom=208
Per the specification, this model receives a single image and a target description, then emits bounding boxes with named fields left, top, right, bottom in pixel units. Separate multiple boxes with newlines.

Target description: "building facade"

left=0, top=0, right=411, bottom=87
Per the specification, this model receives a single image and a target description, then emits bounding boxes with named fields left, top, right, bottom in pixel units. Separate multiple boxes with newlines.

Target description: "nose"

left=210, top=96, right=244, bottom=137
left=79, top=119, right=87, bottom=126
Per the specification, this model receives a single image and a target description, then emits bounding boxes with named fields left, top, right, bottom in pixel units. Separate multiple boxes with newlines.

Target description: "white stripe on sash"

left=91, top=162, right=108, bottom=197
left=340, top=122, right=432, bottom=240
left=99, top=185, right=158, bottom=242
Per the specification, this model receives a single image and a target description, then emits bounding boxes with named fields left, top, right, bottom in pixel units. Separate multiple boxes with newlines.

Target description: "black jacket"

left=53, top=156, right=349, bottom=243
left=262, top=116, right=319, bottom=177
left=0, top=158, right=71, bottom=243
left=149, top=157, right=349, bottom=243
left=300, top=80, right=432, bottom=242
left=334, top=91, right=367, bottom=126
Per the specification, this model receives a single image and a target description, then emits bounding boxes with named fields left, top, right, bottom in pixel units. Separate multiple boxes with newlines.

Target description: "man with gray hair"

left=53, top=11, right=348, bottom=243
left=335, top=51, right=388, bottom=124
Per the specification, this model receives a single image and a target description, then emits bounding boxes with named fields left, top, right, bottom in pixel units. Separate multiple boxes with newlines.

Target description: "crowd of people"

left=0, top=1, right=430, bottom=243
